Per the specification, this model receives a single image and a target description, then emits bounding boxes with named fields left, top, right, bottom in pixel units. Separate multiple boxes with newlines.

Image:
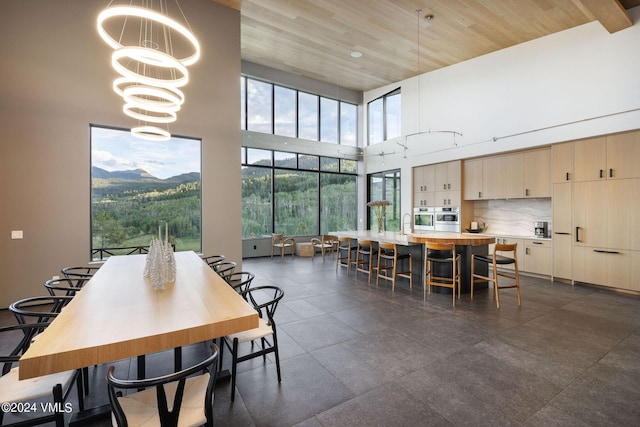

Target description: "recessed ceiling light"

left=350, top=51, right=362, bottom=58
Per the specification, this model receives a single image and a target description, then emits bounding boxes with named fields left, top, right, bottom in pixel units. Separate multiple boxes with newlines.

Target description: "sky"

left=91, top=126, right=201, bottom=179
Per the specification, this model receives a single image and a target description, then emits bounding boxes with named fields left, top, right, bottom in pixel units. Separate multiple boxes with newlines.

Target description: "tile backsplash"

left=472, top=198, right=552, bottom=237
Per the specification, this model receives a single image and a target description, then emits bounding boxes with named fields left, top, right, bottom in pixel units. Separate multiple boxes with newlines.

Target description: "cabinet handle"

left=448, top=199, right=451, bottom=205
left=609, top=168, right=613, bottom=178
left=554, top=232, right=570, bottom=235
left=532, top=241, right=543, bottom=245
left=478, top=191, right=482, bottom=198
left=599, top=169, right=603, bottom=178
left=575, top=227, right=580, bottom=242
left=526, top=248, right=530, bottom=255
left=525, top=188, right=530, bottom=197
left=594, top=249, right=621, bottom=254
left=448, top=183, right=451, bottom=190
left=566, top=172, right=569, bottom=181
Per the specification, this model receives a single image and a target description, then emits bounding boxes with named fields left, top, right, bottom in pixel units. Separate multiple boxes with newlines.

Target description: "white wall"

left=364, top=7, right=640, bottom=219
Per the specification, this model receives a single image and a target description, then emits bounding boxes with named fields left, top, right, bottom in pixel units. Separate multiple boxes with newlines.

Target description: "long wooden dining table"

left=19, top=251, right=258, bottom=380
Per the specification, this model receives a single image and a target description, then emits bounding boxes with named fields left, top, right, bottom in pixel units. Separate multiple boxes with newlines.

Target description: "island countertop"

left=331, top=230, right=495, bottom=246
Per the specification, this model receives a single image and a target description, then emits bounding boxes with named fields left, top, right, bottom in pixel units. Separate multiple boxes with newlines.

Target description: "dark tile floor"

left=3, top=255, right=640, bottom=426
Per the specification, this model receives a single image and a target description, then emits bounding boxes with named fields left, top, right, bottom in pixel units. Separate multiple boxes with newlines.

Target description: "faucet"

left=401, top=212, right=412, bottom=235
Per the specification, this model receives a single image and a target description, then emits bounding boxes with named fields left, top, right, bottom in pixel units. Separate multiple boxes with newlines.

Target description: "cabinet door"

left=503, top=153, right=524, bottom=198
left=435, top=190, right=461, bottom=207
left=422, top=165, right=437, bottom=193
left=463, top=158, right=483, bottom=200
left=553, top=142, right=573, bottom=183
left=606, top=131, right=640, bottom=179
left=574, top=137, right=606, bottom=182
left=413, top=167, right=424, bottom=193
left=573, top=181, right=607, bottom=247
left=524, top=239, right=551, bottom=275
left=482, top=156, right=502, bottom=199
left=447, top=160, right=462, bottom=191
left=606, top=178, right=640, bottom=250
left=553, top=234, right=572, bottom=280
left=553, top=183, right=572, bottom=234
left=572, top=246, right=607, bottom=286
left=524, top=148, right=551, bottom=198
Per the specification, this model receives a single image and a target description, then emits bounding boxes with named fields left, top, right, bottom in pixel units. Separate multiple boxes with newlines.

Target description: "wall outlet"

left=11, top=230, right=23, bottom=239
left=253, top=245, right=257, bottom=250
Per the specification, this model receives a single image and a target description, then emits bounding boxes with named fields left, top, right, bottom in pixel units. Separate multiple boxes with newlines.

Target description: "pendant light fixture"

left=97, top=1, right=200, bottom=141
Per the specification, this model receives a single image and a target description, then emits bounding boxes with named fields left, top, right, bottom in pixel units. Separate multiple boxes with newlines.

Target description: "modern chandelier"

left=97, top=1, right=200, bottom=141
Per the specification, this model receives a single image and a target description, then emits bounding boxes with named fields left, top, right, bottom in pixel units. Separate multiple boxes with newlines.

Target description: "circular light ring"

left=123, top=86, right=183, bottom=113
left=131, top=126, right=171, bottom=141
left=113, top=77, right=185, bottom=105
left=123, top=103, right=177, bottom=124
left=97, top=5, right=200, bottom=66
left=112, top=47, right=189, bottom=88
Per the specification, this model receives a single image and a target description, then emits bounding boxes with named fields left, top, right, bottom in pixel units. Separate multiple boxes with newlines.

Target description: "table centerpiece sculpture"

left=143, top=223, right=176, bottom=290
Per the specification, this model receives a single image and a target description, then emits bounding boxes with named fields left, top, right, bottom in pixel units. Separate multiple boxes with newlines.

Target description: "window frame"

left=367, top=87, right=401, bottom=145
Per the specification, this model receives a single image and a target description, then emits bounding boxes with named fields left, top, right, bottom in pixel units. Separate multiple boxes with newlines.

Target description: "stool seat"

left=473, top=254, right=515, bottom=265
left=423, top=242, right=460, bottom=306
left=355, top=239, right=377, bottom=282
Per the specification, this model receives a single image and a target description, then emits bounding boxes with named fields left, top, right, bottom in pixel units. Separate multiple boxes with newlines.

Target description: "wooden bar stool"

left=423, top=242, right=460, bottom=306
left=355, top=239, right=376, bottom=281
left=375, top=242, right=413, bottom=290
left=471, top=243, right=521, bottom=308
left=336, top=236, right=357, bottom=275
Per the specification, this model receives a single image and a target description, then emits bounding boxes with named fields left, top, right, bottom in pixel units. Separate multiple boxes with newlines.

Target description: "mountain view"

left=91, top=167, right=201, bottom=259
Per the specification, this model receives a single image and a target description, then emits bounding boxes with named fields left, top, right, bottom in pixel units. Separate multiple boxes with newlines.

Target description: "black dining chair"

left=222, top=271, right=255, bottom=295
left=219, top=285, right=284, bottom=402
left=61, top=266, right=100, bottom=288
left=106, top=343, right=219, bottom=427
left=0, top=322, right=84, bottom=427
left=201, top=254, right=226, bottom=269
left=213, top=261, right=237, bottom=278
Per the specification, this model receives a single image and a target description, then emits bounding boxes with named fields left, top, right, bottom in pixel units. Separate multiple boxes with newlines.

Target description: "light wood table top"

left=19, top=251, right=258, bottom=380
left=332, top=230, right=495, bottom=246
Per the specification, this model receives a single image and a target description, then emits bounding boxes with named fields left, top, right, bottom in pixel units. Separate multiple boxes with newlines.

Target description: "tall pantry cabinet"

left=566, top=130, right=640, bottom=291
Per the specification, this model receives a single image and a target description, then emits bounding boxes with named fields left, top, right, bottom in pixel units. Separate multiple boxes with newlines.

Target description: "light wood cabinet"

left=572, top=246, right=639, bottom=291
left=414, top=165, right=436, bottom=207
left=524, top=148, right=551, bottom=198
left=572, top=181, right=608, bottom=248
left=606, top=178, right=640, bottom=250
left=553, top=142, right=573, bottom=183
left=553, top=235, right=572, bottom=280
left=606, top=131, right=640, bottom=179
left=573, top=137, right=607, bottom=182
left=436, top=160, right=461, bottom=192
left=482, top=153, right=524, bottom=199
left=524, top=238, right=552, bottom=276
left=552, top=182, right=572, bottom=280
left=463, top=158, right=483, bottom=200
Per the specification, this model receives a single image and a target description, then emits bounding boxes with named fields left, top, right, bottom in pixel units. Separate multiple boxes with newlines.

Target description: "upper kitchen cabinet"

left=552, top=142, right=573, bottom=183
left=574, top=137, right=606, bottom=182
left=606, top=131, right=640, bottom=179
left=523, top=148, right=551, bottom=198
left=482, top=153, right=524, bottom=199
left=574, top=131, right=640, bottom=182
left=413, top=164, right=437, bottom=206
left=463, top=158, right=483, bottom=200
left=435, top=160, right=461, bottom=192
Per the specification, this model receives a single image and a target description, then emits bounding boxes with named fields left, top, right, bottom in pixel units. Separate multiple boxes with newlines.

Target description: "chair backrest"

left=241, top=286, right=284, bottom=326
left=9, top=296, right=73, bottom=324
left=0, top=322, right=51, bottom=376
left=272, top=233, right=283, bottom=244
left=106, top=343, right=219, bottom=427
left=44, top=277, right=83, bottom=298
left=223, top=271, right=255, bottom=294
left=201, top=254, right=225, bottom=269
left=378, top=242, right=396, bottom=256
left=61, top=266, right=100, bottom=288
left=494, top=243, right=518, bottom=259
left=214, top=261, right=237, bottom=277
left=425, top=241, right=455, bottom=252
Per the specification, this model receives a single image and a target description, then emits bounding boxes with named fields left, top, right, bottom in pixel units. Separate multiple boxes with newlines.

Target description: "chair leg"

left=515, top=263, right=522, bottom=306
left=231, top=338, right=239, bottom=402
left=493, top=262, right=501, bottom=308
left=273, top=333, right=282, bottom=382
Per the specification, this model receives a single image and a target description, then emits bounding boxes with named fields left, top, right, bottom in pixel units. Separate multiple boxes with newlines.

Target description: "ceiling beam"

left=578, top=0, right=633, bottom=33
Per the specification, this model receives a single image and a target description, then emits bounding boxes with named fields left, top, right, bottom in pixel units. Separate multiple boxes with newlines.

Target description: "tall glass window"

left=320, top=98, right=338, bottom=143
left=241, top=76, right=357, bottom=145
left=274, top=86, right=296, bottom=137
left=340, top=102, right=357, bottom=146
left=247, top=79, right=272, bottom=133
left=367, top=170, right=401, bottom=232
left=367, top=88, right=401, bottom=145
left=241, top=148, right=357, bottom=238
left=298, top=92, right=319, bottom=141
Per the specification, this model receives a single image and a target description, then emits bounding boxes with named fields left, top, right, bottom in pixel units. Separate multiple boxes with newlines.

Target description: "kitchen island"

left=331, top=231, right=495, bottom=293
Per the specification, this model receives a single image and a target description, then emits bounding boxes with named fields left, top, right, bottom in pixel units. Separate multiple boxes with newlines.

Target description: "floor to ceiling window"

left=367, top=88, right=401, bottom=145
left=242, top=148, right=357, bottom=238
left=367, top=170, right=401, bottom=232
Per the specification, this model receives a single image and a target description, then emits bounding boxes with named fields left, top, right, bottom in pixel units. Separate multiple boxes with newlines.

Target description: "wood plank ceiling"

left=214, top=0, right=638, bottom=92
